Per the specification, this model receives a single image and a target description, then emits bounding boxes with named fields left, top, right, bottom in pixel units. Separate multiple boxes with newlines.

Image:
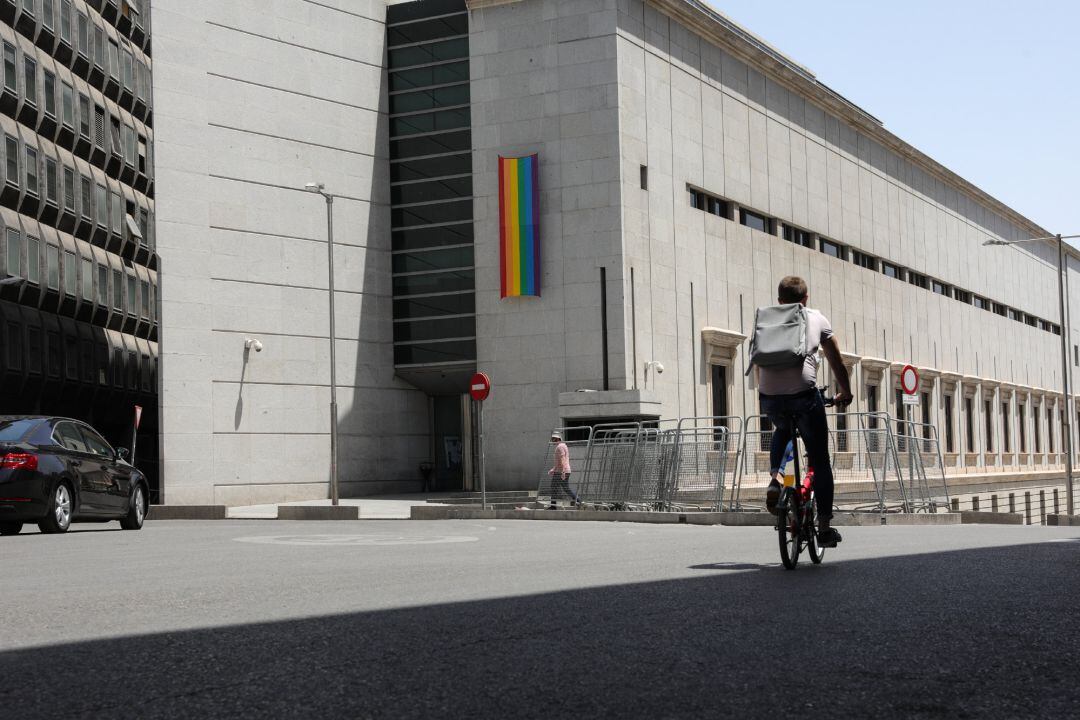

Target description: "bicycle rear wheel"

left=778, top=488, right=800, bottom=569
left=807, top=497, right=825, bottom=564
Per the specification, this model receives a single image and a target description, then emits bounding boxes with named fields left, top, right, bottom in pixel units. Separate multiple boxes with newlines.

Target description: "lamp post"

left=984, top=233, right=1080, bottom=515
left=305, top=182, right=339, bottom=506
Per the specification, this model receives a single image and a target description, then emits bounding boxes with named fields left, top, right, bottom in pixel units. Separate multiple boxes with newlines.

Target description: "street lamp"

left=305, top=181, right=339, bottom=506
left=984, top=232, right=1080, bottom=515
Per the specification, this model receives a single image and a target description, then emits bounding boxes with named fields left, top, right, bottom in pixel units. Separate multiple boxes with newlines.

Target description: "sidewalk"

left=226, top=493, right=454, bottom=520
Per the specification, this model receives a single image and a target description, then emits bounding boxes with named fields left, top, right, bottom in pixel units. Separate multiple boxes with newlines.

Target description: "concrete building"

left=143, top=0, right=1079, bottom=505
left=0, top=0, right=159, bottom=494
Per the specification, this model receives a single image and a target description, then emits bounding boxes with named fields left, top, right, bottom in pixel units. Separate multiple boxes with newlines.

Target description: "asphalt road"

left=1, top=519, right=1078, bottom=719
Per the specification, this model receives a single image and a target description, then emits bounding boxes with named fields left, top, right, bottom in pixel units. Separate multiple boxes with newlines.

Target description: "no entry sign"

left=900, top=365, right=920, bottom=395
left=470, top=372, right=491, bottom=402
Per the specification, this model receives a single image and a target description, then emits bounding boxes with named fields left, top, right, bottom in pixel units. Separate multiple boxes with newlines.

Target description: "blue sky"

left=706, top=0, right=1079, bottom=242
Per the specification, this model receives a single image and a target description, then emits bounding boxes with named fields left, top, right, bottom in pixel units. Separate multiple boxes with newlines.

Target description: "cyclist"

left=756, top=276, right=852, bottom=547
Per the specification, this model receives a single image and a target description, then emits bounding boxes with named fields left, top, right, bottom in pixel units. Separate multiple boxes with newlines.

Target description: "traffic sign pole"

left=469, top=373, right=492, bottom=509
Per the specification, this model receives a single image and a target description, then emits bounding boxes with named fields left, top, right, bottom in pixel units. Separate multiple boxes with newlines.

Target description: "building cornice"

left=645, top=0, right=1063, bottom=254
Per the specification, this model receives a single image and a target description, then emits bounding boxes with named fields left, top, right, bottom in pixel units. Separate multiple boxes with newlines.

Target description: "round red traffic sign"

left=470, top=372, right=492, bottom=402
left=900, top=365, right=920, bottom=395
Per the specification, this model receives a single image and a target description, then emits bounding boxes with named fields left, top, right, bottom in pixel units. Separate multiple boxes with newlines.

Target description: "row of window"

left=688, top=186, right=1062, bottom=337
left=2, top=39, right=153, bottom=183
left=1, top=315, right=156, bottom=392
left=2, top=130, right=153, bottom=248
left=3, top=225, right=156, bottom=323
left=387, top=2, right=475, bottom=369
left=9, top=0, right=152, bottom=116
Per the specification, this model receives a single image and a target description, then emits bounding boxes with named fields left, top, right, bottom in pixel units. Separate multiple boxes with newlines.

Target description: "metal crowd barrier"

left=538, top=410, right=949, bottom=515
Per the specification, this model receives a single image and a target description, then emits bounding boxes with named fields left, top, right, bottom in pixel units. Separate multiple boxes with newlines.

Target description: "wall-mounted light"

left=244, top=338, right=263, bottom=353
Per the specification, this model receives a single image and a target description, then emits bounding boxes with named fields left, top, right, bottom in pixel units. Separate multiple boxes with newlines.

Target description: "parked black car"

left=0, top=416, right=148, bottom=535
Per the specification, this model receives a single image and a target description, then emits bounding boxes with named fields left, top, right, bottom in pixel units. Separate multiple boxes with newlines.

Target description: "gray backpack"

left=746, top=303, right=808, bottom=375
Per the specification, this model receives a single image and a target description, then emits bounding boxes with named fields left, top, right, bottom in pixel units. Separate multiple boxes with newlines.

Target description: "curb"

left=278, top=506, right=359, bottom=521
left=147, top=505, right=227, bottom=520
left=883, top=513, right=961, bottom=525
left=409, top=506, right=884, bottom=526
left=959, top=511, right=1023, bottom=525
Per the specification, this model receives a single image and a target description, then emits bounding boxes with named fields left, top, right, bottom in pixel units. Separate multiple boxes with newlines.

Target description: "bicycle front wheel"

left=807, top=497, right=825, bottom=564
left=778, top=488, right=800, bottom=569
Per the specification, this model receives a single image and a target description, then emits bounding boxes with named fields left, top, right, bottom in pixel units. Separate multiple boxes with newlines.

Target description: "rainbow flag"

left=499, top=154, right=540, bottom=298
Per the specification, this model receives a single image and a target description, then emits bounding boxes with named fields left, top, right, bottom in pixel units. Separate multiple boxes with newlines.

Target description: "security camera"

left=244, top=338, right=263, bottom=353
left=654, top=362, right=664, bottom=374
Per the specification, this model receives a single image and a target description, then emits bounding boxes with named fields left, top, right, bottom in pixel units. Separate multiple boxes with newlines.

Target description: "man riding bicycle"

left=755, top=276, right=852, bottom=547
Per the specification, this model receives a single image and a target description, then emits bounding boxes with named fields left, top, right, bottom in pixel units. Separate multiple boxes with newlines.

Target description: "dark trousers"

left=551, top=472, right=578, bottom=504
left=760, top=389, right=835, bottom=520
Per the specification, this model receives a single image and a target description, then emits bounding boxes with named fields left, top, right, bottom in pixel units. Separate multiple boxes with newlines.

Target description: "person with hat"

left=547, top=431, right=578, bottom=509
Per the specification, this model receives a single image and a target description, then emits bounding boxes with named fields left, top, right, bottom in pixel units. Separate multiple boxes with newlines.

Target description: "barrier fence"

left=538, top=410, right=951, bottom=515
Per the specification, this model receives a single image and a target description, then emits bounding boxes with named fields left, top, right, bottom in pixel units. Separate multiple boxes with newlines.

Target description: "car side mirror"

left=117, top=447, right=130, bottom=461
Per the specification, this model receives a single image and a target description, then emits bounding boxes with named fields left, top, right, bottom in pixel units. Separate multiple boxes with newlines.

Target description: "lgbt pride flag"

left=498, top=154, right=540, bottom=298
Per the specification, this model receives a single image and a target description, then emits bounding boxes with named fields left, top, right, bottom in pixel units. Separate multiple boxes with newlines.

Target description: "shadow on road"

left=1, top=541, right=1076, bottom=718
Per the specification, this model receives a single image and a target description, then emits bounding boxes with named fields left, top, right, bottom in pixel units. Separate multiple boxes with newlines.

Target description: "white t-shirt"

left=757, top=307, right=834, bottom=396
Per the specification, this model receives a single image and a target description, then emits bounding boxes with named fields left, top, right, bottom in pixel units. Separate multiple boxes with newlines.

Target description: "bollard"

left=972, top=496, right=980, bottom=512
left=1040, top=490, right=1046, bottom=525
left=991, top=494, right=999, bottom=513
left=1024, top=492, right=1032, bottom=525
left=1009, top=493, right=1016, bottom=514
left=951, top=498, right=960, bottom=512
left=1054, top=489, right=1060, bottom=515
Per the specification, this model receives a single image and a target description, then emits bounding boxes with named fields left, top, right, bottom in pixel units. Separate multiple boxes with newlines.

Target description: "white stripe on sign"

left=472, top=384, right=485, bottom=391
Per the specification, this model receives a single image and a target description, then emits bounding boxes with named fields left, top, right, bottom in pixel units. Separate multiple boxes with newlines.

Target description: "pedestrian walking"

left=548, top=431, right=578, bottom=509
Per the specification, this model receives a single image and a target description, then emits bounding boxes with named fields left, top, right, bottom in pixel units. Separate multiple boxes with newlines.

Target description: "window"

left=44, top=158, right=57, bottom=203
left=63, top=250, right=75, bottom=295
left=688, top=188, right=704, bottom=209
left=108, top=41, right=119, bottom=80
left=907, top=271, right=928, bottom=289
left=43, top=0, right=54, bottom=27
left=78, top=94, right=90, bottom=137
left=80, top=176, right=90, bottom=218
left=931, top=280, right=949, bottom=296
left=60, top=1, right=71, bottom=43
left=43, top=71, right=55, bottom=116
left=25, top=147, right=37, bottom=194
left=954, top=289, right=971, bottom=304
left=1002, top=402, right=1011, bottom=453
left=126, top=273, right=136, bottom=314
left=882, top=262, right=900, bottom=279
left=1018, top=404, right=1026, bottom=453
left=111, top=268, right=122, bottom=309
left=5, top=228, right=21, bottom=277
left=5, top=135, right=17, bottom=183
left=819, top=238, right=843, bottom=259
left=80, top=256, right=91, bottom=299
left=138, top=208, right=148, bottom=241
left=1008, top=308, right=1020, bottom=322
left=78, top=12, right=89, bottom=56
left=54, top=422, right=89, bottom=453
left=1034, top=403, right=1041, bottom=454
left=2, top=43, right=15, bottom=93
left=93, top=25, right=103, bottom=67
left=972, top=397, right=980, bottom=453
left=21, top=0, right=33, bottom=16
left=23, top=57, right=36, bottom=105
left=1024, top=314, right=1038, bottom=328
left=740, top=208, right=769, bottom=233
left=95, top=183, right=106, bottom=225
left=121, top=48, right=132, bottom=89
left=639, top=165, right=647, bottom=190
left=78, top=425, right=114, bottom=458
left=783, top=225, right=814, bottom=248
left=123, top=125, right=135, bottom=166
left=110, top=190, right=121, bottom=232
left=26, top=236, right=39, bottom=283
left=110, top=118, right=121, bottom=155
left=140, top=281, right=149, bottom=317
left=992, top=302, right=1007, bottom=317
left=96, top=264, right=107, bottom=305
left=1048, top=407, right=1055, bottom=454
left=706, top=196, right=728, bottom=218
left=944, top=394, right=954, bottom=453
left=973, top=296, right=988, bottom=310
left=984, top=400, right=993, bottom=453
left=63, top=167, right=74, bottom=210
left=137, top=136, right=146, bottom=174
left=46, top=244, right=59, bottom=290
left=851, top=250, right=876, bottom=270
left=1074, top=344, right=1078, bottom=367
left=61, top=82, right=73, bottom=126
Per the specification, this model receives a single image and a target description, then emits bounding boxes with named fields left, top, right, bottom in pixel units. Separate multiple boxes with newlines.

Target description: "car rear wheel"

left=0, top=521, right=23, bottom=536
left=38, top=482, right=73, bottom=534
left=120, top=485, right=146, bottom=530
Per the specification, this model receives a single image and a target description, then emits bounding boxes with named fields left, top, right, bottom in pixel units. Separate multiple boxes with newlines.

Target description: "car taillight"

left=0, top=453, right=38, bottom=471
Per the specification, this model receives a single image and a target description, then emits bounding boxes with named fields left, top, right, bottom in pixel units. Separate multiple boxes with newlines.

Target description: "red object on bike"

left=800, top=467, right=814, bottom=502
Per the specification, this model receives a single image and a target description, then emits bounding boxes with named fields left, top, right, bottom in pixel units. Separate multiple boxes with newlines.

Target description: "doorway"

left=432, top=395, right=464, bottom=491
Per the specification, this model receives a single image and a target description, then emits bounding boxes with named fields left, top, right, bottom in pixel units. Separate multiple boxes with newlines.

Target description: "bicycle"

left=775, top=391, right=835, bottom=570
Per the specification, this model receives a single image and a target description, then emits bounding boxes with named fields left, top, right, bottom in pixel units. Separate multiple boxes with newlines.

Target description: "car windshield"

left=0, top=419, right=41, bottom=443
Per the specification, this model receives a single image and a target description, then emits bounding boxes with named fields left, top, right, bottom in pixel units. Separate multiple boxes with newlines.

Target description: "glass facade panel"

left=63, top=250, right=75, bottom=295
left=6, top=228, right=21, bottom=276
left=392, top=246, right=474, bottom=274
left=391, top=176, right=471, bottom=205
left=388, top=37, right=468, bottom=68
left=392, top=269, right=474, bottom=297
left=390, top=130, right=470, bottom=159
left=391, top=198, right=472, bottom=228
left=389, top=61, right=469, bottom=92
left=394, top=316, right=475, bottom=343
left=391, top=153, right=471, bottom=182
left=389, top=84, right=469, bottom=114
left=81, top=257, right=92, bottom=299
left=26, top=236, right=39, bottom=283
left=387, top=14, right=468, bottom=46
left=393, top=293, right=475, bottom=319
left=392, top=223, right=473, bottom=251
left=390, top=107, right=470, bottom=138
left=393, top=339, right=476, bottom=366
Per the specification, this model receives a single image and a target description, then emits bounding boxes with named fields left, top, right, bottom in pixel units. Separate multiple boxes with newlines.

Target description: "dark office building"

left=0, top=0, right=158, bottom=496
